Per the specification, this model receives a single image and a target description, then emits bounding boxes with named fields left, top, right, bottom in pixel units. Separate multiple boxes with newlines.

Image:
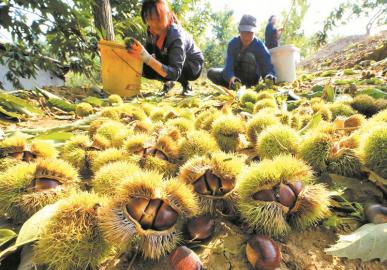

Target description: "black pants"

left=207, top=52, right=259, bottom=89
left=143, top=60, right=203, bottom=88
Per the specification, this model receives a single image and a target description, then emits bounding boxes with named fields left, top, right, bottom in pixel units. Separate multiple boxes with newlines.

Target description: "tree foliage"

left=314, top=0, right=387, bottom=48
left=0, top=0, right=212, bottom=89
left=170, top=0, right=211, bottom=48
left=203, top=9, right=237, bottom=68
left=280, top=0, right=312, bottom=57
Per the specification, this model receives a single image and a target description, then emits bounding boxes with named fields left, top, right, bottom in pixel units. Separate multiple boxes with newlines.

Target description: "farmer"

left=127, top=0, right=204, bottom=96
left=265, top=15, right=283, bottom=49
left=207, top=14, right=276, bottom=90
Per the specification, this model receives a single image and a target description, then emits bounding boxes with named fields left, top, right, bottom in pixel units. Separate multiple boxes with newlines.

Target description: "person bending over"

left=127, top=0, right=204, bottom=96
left=207, top=14, right=276, bottom=90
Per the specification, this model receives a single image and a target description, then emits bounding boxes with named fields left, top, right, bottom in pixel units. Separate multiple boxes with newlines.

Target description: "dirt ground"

left=108, top=216, right=387, bottom=270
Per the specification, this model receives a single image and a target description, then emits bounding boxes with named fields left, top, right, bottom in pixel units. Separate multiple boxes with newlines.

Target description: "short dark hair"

left=141, top=0, right=179, bottom=24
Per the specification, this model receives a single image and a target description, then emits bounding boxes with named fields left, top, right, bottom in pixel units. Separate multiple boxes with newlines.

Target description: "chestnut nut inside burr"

left=126, top=197, right=178, bottom=231
left=252, top=181, right=303, bottom=210
left=192, top=170, right=235, bottom=196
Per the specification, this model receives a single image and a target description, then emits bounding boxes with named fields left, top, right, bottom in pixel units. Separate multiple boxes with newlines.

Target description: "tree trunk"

left=93, top=0, right=115, bottom=41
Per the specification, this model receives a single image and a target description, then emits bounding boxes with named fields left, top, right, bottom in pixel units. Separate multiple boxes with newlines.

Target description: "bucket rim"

left=269, top=45, right=300, bottom=53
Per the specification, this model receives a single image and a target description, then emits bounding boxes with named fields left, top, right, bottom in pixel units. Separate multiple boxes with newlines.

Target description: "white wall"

left=0, top=62, right=65, bottom=91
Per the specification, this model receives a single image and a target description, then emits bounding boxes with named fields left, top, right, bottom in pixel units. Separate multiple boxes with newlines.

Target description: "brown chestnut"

left=287, top=181, right=303, bottom=196
left=154, top=149, right=169, bottom=161
left=246, top=235, right=281, bottom=270
left=219, top=177, right=235, bottom=195
left=205, top=170, right=220, bottom=195
left=144, top=147, right=156, bottom=156
left=252, top=189, right=276, bottom=202
left=34, top=178, right=61, bottom=191
left=186, top=215, right=215, bottom=241
left=364, top=204, right=387, bottom=224
left=140, top=199, right=162, bottom=229
left=153, top=202, right=178, bottom=231
left=9, top=151, right=23, bottom=160
left=169, top=246, right=203, bottom=270
left=126, top=197, right=149, bottom=222
left=277, top=184, right=296, bottom=209
left=193, top=176, right=211, bottom=195
left=22, top=151, right=37, bottom=162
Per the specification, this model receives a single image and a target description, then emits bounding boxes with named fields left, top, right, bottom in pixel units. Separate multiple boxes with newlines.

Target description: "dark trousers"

left=143, top=60, right=203, bottom=88
left=207, top=52, right=259, bottom=89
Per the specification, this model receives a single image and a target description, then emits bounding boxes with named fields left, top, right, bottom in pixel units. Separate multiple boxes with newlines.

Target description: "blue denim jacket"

left=145, top=23, right=204, bottom=81
left=223, top=37, right=275, bottom=83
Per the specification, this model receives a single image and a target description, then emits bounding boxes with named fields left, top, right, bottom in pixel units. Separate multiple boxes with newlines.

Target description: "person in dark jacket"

left=207, top=15, right=276, bottom=90
left=127, top=0, right=204, bottom=96
left=265, top=15, right=283, bottom=49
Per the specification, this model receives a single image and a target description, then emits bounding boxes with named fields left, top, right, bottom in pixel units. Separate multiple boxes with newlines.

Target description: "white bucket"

left=269, top=45, right=300, bottom=83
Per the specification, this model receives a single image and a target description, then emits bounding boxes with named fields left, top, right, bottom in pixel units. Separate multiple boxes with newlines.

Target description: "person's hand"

left=229, top=76, right=241, bottom=90
left=265, top=74, right=277, bottom=84
left=127, top=38, right=152, bottom=64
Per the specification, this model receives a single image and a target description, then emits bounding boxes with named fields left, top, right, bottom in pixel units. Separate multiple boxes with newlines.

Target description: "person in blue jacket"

left=265, top=15, right=283, bottom=49
left=127, top=0, right=204, bottom=96
left=207, top=14, right=276, bottom=90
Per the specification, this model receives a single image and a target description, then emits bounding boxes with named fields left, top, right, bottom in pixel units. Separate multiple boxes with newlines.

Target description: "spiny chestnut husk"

left=166, top=117, right=195, bottom=135
left=212, top=114, right=245, bottom=152
left=328, top=102, right=356, bottom=120
left=253, top=98, right=278, bottom=114
left=256, top=125, right=300, bottom=160
left=169, top=246, right=204, bottom=270
left=0, top=158, right=80, bottom=222
left=186, top=215, right=215, bottom=241
left=179, top=152, right=244, bottom=214
left=246, top=113, right=280, bottom=144
left=327, top=148, right=363, bottom=177
left=238, top=155, right=331, bottom=237
left=178, top=130, right=219, bottom=163
left=246, top=235, right=281, bottom=270
left=62, top=134, right=92, bottom=174
left=33, top=192, right=110, bottom=270
left=90, top=147, right=128, bottom=173
left=98, top=171, right=199, bottom=259
left=0, top=136, right=57, bottom=168
left=298, top=133, right=333, bottom=174
left=195, top=108, right=221, bottom=131
left=93, top=120, right=133, bottom=148
left=92, top=160, right=141, bottom=196
left=359, top=125, right=387, bottom=178
left=139, top=134, right=180, bottom=177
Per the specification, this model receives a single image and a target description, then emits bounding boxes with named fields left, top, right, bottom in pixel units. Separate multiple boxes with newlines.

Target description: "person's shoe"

left=157, top=81, right=175, bottom=96
left=182, top=84, right=194, bottom=96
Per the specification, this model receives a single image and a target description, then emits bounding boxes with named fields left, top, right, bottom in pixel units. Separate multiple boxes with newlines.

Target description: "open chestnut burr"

left=252, top=181, right=303, bottom=211
left=126, top=197, right=179, bottom=231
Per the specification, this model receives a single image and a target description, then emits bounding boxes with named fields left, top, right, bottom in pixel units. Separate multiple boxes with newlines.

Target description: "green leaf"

left=33, top=131, right=74, bottom=143
left=356, top=88, right=387, bottom=99
left=0, top=203, right=59, bottom=264
left=0, top=91, right=42, bottom=117
left=0, top=105, right=24, bottom=120
left=323, top=215, right=341, bottom=229
left=83, top=96, right=104, bottom=107
left=299, top=113, right=322, bottom=134
left=325, top=223, right=387, bottom=262
left=48, top=98, right=76, bottom=112
left=0, top=229, right=17, bottom=249
left=324, top=84, right=335, bottom=102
